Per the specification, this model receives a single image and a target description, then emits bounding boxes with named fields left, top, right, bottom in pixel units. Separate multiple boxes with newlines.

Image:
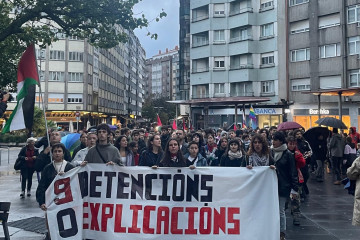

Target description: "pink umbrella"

left=277, top=122, right=303, bottom=131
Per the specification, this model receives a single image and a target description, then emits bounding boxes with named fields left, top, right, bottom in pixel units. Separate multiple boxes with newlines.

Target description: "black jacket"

left=272, top=149, right=299, bottom=197
left=220, top=154, right=244, bottom=167
left=34, top=135, right=50, bottom=149
left=161, top=134, right=170, bottom=151
left=139, top=150, right=164, bottom=167
left=0, top=101, right=7, bottom=118
left=312, top=140, right=327, bottom=161
left=14, top=146, right=39, bottom=170
left=34, top=148, right=72, bottom=172
left=214, top=148, right=226, bottom=166
left=72, top=142, right=87, bottom=159
left=36, top=162, right=74, bottom=206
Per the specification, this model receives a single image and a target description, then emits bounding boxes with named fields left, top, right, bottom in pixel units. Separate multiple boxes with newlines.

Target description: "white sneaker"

left=20, top=191, right=25, bottom=198
left=27, top=190, right=31, bottom=197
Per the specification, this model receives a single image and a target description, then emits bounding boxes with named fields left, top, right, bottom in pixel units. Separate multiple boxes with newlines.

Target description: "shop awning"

left=301, top=87, right=360, bottom=96
left=167, top=96, right=270, bottom=106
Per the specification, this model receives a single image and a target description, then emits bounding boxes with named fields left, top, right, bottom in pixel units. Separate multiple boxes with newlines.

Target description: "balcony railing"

left=192, top=40, right=209, bottom=48
left=229, top=7, right=253, bottom=16
left=230, top=64, right=254, bottom=70
left=192, top=15, right=209, bottom=22
left=230, top=92, right=254, bottom=97
left=229, top=35, right=253, bottom=43
left=192, top=94, right=209, bottom=99
left=192, top=67, right=209, bottom=73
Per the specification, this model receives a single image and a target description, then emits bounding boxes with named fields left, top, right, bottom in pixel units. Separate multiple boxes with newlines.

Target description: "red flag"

left=172, top=119, right=177, bottom=130
left=183, top=120, right=186, bottom=130
left=234, top=123, right=237, bottom=130
left=157, top=114, right=162, bottom=127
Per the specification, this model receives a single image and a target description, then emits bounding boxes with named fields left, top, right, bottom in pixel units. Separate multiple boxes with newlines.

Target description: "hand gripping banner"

left=46, top=165, right=280, bottom=239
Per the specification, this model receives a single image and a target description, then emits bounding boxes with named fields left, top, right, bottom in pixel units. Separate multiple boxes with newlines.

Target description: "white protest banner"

left=46, top=165, right=279, bottom=240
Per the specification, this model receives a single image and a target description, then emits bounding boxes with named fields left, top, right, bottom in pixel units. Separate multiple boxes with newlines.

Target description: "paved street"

left=0, top=148, right=360, bottom=239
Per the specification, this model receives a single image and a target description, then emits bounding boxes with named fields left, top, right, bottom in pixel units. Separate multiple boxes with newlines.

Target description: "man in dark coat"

left=72, top=132, right=87, bottom=159
left=34, top=131, right=71, bottom=173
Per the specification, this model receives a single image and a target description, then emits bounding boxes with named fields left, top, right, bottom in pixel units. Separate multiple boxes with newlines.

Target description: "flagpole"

left=33, top=45, right=51, bottom=156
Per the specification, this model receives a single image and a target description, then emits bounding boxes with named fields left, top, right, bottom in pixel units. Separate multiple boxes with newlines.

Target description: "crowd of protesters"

left=14, top=122, right=360, bottom=239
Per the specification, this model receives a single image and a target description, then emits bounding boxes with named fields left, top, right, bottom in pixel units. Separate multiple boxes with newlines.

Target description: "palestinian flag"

left=2, top=45, right=39, bottom=133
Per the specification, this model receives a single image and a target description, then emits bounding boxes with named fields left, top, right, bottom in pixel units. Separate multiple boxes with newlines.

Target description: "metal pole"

left=175, top=104, right=178, bottom=129
left=234, top=104, right=238, bottom=129
left=339, top=92, right=343, bottom=121
left=0, top=149, right=2, bottom=166
left=7, top=146, right=9, bottom=164
left=318, top=94, right=321, bottom=120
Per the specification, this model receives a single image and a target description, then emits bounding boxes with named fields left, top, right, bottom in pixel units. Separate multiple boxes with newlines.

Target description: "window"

left=192, top=58, right=209, bottom=73
left=290, top=20, right=309, bottom=34
left=69, top=52, right=83, bottom=61
left=261, top=81, right=274, bottom=93
left=36, top=49, right=46, bottom=59
left=230, top=27, right=250, bottom=42
left=230, top=54, right=253, bottom=69
left=214, top=57, right=225, bottom=69
left=68, top=72, right=83, bottom=82
left=349, top=70, right=360, bottom=87
left=319, top=44, right=341, bottom=58
left=49, top=50, right=65, bottom=60
left=68, top=94, right=83, bottom=103
left=260, top=23, right=274, bottom=38
left=291, top=78, right=311, bottom=91
left=49, top=71, right=65, bottom=81
left=348, top=36, right=360, bottom=55
left=192, top=5, right=209, bottom=22
left=214, top=4, right=225, bottom=16
left=68, top=35, right=79, bottom=40
left=214, top=30, right=225, bottom=43
left=192, top=84, right=209, bottom=98
left=261, top=52, right=275, bottom=65
left=319, top=76, right=341, bottom=89
left=214, top=83, right=225, bottom=94
left=230, top=82, right=253, bottom=96
left=289, top=0, right=309, bottom=7
left=260, top=0, right=273, bottom=10
left=39, top=71, right=45, bottom=81
left=48, top=93, right=64, bottom=103
left=348, top=5, right=360, bottom=23
left=192, top=32, right=209, bottom=47
left=319, top=14, right=340, bottom=29
left=290, top=48, right=310, bottom=62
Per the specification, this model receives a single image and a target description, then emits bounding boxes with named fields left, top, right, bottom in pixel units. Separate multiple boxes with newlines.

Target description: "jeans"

left=331, top=156, right=342, bottom=181
left=279, top=196, right=287, bottom=232
left=21, top=168, right=35, bottom=192
left=316, top=159, right=324, bottom=180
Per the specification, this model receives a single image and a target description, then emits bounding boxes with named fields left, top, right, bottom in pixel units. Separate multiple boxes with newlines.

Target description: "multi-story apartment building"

left=184, top=0, right=287, bottom=129
left=7, top=29, right=146, bottom=130
left=288, top=0, right=360, bottom=130
left=145, top=47, right=179, bottom=100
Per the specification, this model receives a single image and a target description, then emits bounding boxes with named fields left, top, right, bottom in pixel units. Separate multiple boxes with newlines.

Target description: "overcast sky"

left=133, top=0, right=179, bottom=58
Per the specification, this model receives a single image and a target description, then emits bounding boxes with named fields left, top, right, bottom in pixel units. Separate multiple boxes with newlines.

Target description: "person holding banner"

left=271, top=131, right=299, bottom=240
left=71, top=132, right=97, bottom=166
left=245, top=134, right=274, bottom=168
left=139, top=134, right=163, bottom=167
left=184, top=141, right=207, bottom=167
left=220, top=139, right=245, bottom=167
left=157, top=138, right=187, bottom=167
left=36, top=143, right=74, bottom=210
left=83, top=124, right=122, bottom=165
left=115, top=135, right=134, bottom=166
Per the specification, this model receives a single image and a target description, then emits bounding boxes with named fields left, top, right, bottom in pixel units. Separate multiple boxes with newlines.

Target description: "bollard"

left=8, top=146, right=10, bottom=164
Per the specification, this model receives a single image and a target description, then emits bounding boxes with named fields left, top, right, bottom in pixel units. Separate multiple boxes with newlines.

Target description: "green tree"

left=142, top=96, right=176, bottom=125
left=32, top=106, right=56, bottom=137
left=0, top=0, right=166, bottom=87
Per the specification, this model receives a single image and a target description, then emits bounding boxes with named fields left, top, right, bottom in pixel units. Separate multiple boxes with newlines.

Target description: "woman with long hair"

left=214, top=137, right=228, bottom=166
left=220, top=139, right=245, bottom=167
left=115, top=135, right=134, bottom=166
left=158, top=138, right=187, bottom=167
left=205, top=133, right=218, bottom=165
left=192, top=132, right=206, bottom=158
left=139, top=134, right=163, bottom=167
left=245, top=134, right=273, bottom=168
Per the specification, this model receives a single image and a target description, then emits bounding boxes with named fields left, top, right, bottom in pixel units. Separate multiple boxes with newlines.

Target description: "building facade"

left=145, top=47, right=179, bottom=100
left=288, top=0, right=360, bottom=130
left=6, top=29, right=146, bottom=130
left=185, top=0, right=287, bottom=129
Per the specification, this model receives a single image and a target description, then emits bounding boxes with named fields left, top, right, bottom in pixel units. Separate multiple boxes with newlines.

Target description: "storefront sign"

left=46, top=165, right=279, bottom=240
left=309, top=109, right=330, bottom=115
left=208, top=108, right=281, bottom=115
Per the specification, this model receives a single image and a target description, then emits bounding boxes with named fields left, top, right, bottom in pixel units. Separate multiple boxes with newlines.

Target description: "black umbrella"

left=315, top=117, right=347, bottom=129
left=303, top=127, right=330, bottom=148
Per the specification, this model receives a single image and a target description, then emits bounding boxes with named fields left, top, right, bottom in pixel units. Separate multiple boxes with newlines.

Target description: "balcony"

left=192, top=94, right=209, bottom=99
left=192, top=39, right=209, bottom=48
left=229, top=7, right=253, bottom=16
left=192, top=15, right=209, bottom=23
left=192, top=67, right=209, bottom=74
left=230, top=91, right=254, bottom=97
left=230, top=64, right=254, bottom=70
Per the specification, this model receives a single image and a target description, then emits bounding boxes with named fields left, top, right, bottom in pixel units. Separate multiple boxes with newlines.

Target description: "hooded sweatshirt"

left=349, top=127, right=360, bottom=147
left=329, top=133, right=345, bottom=158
